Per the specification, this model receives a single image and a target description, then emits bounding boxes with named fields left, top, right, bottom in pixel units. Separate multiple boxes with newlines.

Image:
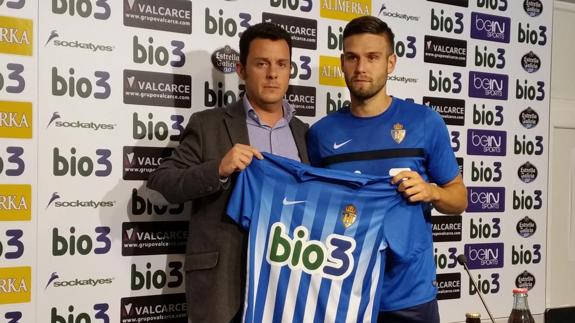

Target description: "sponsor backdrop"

left=0, top=0, right=551, bottom=322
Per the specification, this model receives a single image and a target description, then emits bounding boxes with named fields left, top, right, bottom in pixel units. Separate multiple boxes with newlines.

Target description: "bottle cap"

left=513, top=288, right=529, bottom=294
left=466, top=312, right=481, bottom=318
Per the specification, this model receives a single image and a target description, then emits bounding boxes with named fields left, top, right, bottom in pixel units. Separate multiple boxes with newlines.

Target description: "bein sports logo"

left=467, top=187, right=505, bottom=213
left=467, top=129, right=507, bottom=156
left=470, top=12, right=510, bottom=43
left=468, top=71, right=508, bottom=100
left=464, top=243, right=504, bottom=269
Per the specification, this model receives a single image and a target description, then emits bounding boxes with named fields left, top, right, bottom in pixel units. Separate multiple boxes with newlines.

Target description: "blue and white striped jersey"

left=227, top=153, right=415, bottom=323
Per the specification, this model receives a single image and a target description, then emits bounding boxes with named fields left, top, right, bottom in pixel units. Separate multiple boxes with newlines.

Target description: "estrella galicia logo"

left=262, top=12, right=317, bottom=50
left=467, top=129, right=507, bottom=156
left=467, top=187, right=505, bottom=213
left=469, top=71, right=508, bottom=100
left=122, top=221, right=188, bottom=256
left=464, top=243, right=504, bottom=269
left=470, top=12, right=510, bottom=43
left=45, top=272, right=59, bottom=289
left=518, top=162, right=538, bottom=183
left=286, top=85, right=316, bottom=117
left=424, top=35, right=466, bottom=67
left=432, top=215, right=462, bottom=242
left=423, top=96, right=465, bottom=126
left=516, top=270, right=535, bottom=290
left=123, top=146, right=174, bottom=180
left=524, top=0, right=543, bottom=17
left=124, top=0, right=192, bottom=34
left=123, top=70, right=191, bottom=109
left=521, top=51, right=541, bottom=73
left=436, top=273, right=462, bottom=300
left=211, top=46, right=239, bottom=74
left=519, top=107, right=539, bottom=129
left=44, top=30, right=114, bottom=52
left=517, top=216, right=536, bottom=238
left=427, top=0, right=469, bottom=7
left=121, top=293, right=187, bottom=322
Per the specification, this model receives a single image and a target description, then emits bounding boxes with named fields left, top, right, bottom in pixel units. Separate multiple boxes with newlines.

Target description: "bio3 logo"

left=204, top=8, right=251, bottom=37
left=53, top=147, right=111, bottom=177
left=132, top=36, right=185, bottom=67
left=428, top=70, right=462, bottom=94
left=131, top=188, right=184, bottom=216
left=131, top=262, right=183, bottom=290
left=0, top=230, right=24, bottom=260
left=469, top=273, right=501, bottom=295
left=132, top=113, right=184, bottom=142
left=434, top=246, right=458, bottom=269
left=290, top=55, right=312, bottom=81
left=51, top=304, right=109, bottom=323
left=430, top=8, right=464, bottom=34
left=512, top=189, right=542, bottom=210
left=513, top=134, right=543, bottom=156
left=474, top=46, right=505, bottom=69
left=52, top=0, right=111, bottom=20
left=51, top=67, right=111, bottom=99
left=0, top=63, right=25, bottom=94
left=0, top=147, right=25, bottom=176
left=515, top=79, right=545, bottom=101
left=518, top=22, right=547, bottom=46
left=0, top=0, right=25, bottom=9
left=512, top=244, right=541, bottom=265
left=472, top=104, right=504, bottom=126
left=3, top=311, right=23, bottom=323
left=270, top=0, right=312, bottom=12
left=470, top=217, right=501, bottom=239
left=477, top=0, right=507, bottom=11
left=204, top=81, right=244, bottom=108
left=471, top=161, right=502, bottom=183
left=326, top=90, right=350, bottom=114
left=267, top=223, right=356, bottom=280
left=52, top=226, right=111, bottom=256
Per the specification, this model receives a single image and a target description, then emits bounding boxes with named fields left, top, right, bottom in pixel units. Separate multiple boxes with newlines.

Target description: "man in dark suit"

left=146, top=23, right=309, bottom=323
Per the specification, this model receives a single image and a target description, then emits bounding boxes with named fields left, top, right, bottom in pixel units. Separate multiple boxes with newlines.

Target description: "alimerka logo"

left=0, top=184, right=31, bottom=221
left=0, top=266, right=31, bottom=304
left=0, top=16, right=33, bottom=56
left=320, top=0, right=370, bottom=21
left=0, top=101, right=32, bottom=138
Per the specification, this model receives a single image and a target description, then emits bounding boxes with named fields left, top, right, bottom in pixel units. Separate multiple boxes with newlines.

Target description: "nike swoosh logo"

left=333, top=139, right=352, bottom=149
left=282, top=197, right=305, bottom=206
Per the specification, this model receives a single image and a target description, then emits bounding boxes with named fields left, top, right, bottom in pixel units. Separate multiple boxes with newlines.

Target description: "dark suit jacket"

left=147, top=100, right=309, bottom=323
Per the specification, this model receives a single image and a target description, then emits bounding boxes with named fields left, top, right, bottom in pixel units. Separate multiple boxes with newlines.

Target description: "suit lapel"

left=289, top=120, right=310, bottom=164
left=224, top=100, right=250, bottom=145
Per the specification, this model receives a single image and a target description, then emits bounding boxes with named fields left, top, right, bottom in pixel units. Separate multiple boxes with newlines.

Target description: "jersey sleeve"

left=424, top=109, right=460, bottom=185
left=226, top=167, right=256, bottom=230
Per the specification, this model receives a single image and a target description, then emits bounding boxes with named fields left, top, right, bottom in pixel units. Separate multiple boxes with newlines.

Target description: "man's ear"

left=236, top=62, right=246, bottom=81
left=387, top=53, right=397, bottom=74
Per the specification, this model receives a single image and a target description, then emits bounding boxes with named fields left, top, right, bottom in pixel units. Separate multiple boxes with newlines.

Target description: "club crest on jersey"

left=342, top=204, right=357, bottom=228
left=391, top=123, right=406, bottom=144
